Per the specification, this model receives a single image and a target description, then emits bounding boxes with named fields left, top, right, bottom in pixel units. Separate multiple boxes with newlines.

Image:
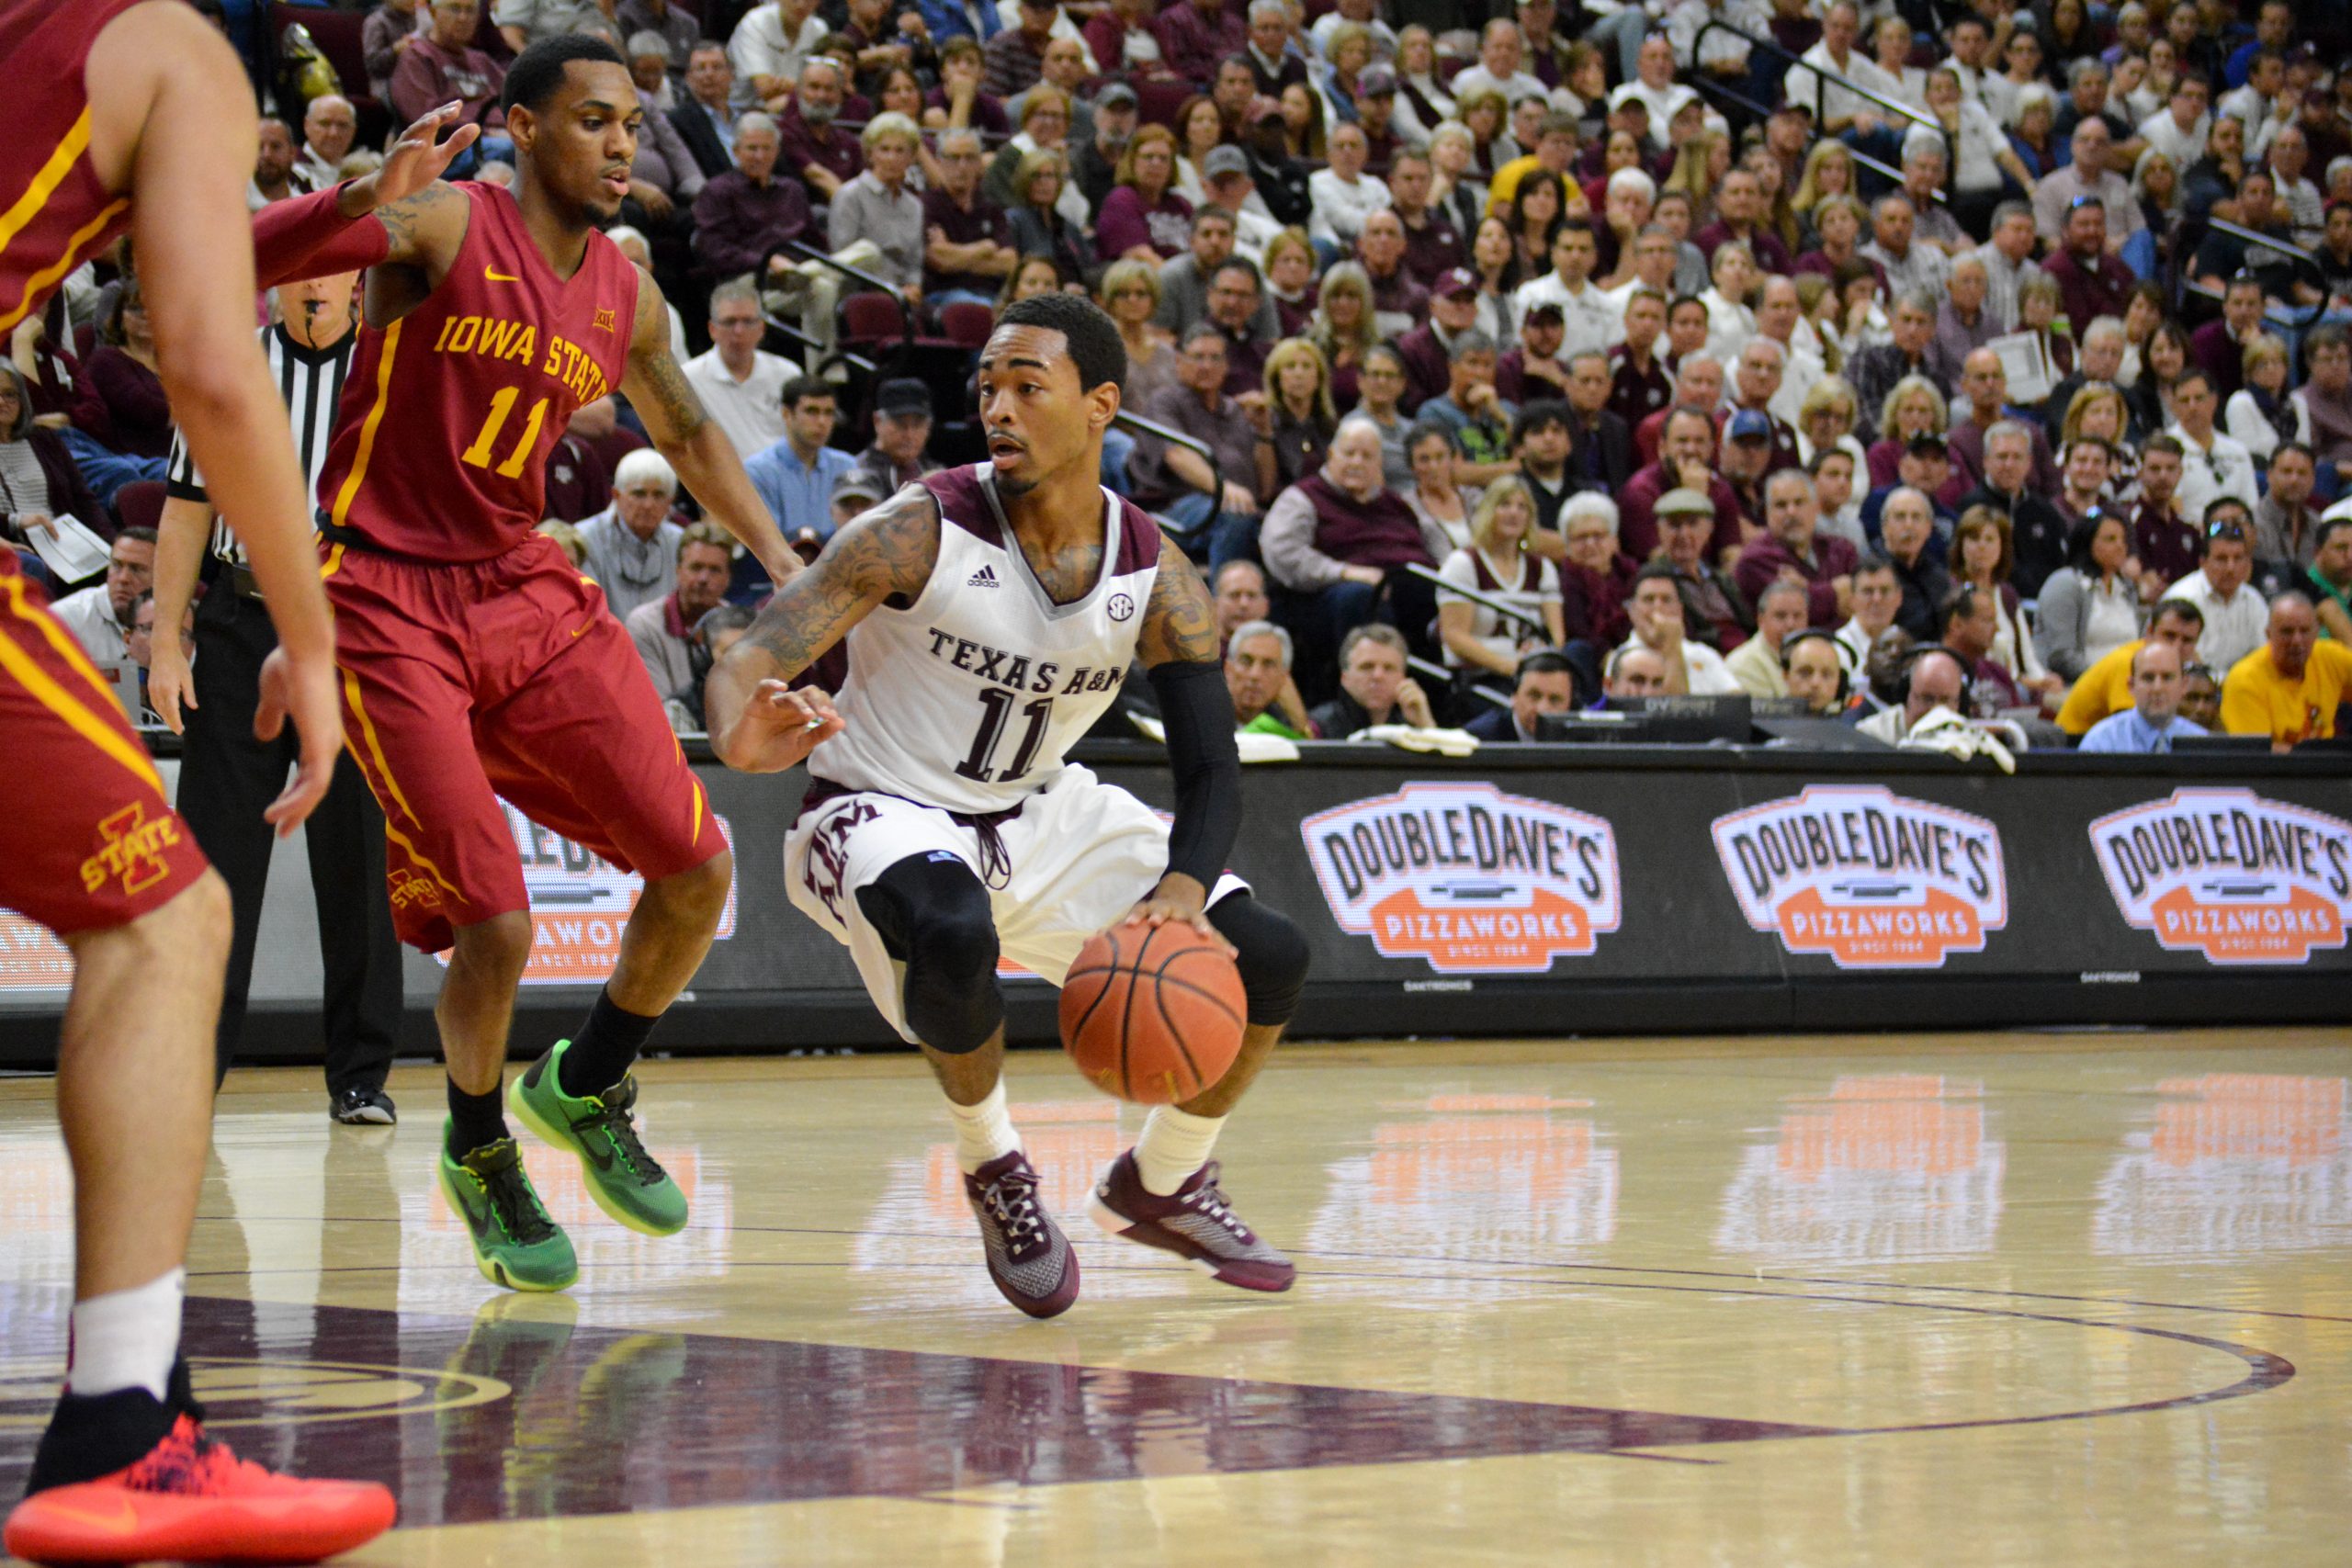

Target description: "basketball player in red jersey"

left=0, top=2, right=396, bottom=1563
left=248, top=39, right=827, bottom=1294
left=707, top=296, right=1309, bottom=1318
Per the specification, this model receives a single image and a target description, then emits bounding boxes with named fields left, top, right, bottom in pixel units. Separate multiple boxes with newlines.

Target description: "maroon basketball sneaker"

left=1089, top=1154, right=1295, bottom=1292
left=5, top=1411, right=395, bottom=1565
left=963, top=1150, right=1080, bottom=1318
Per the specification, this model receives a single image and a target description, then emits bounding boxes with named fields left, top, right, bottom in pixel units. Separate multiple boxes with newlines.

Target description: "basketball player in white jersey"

left=707, top=294, right=1311, bottom=1318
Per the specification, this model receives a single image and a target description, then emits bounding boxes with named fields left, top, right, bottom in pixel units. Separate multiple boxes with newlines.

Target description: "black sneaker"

left=331, top=1086, right=397, bottom=1125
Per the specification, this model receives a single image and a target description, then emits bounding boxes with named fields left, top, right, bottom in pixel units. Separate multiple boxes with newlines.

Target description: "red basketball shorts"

left=322, top=531, right=727, bottom=953
left=0, top=558, right=209, bottom=935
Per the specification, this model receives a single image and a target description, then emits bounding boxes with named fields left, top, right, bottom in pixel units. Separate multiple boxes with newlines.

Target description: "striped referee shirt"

left=163, top=321, right=354, bottom=569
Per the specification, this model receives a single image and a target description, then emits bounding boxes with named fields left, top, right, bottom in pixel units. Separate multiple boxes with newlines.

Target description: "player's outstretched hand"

left=1119, top=876, right=1238, bottom=957
left=255, top=645, right=344, bottom=835
left=721, top=680, right=844, bottom=773
left=369, top=102, right=481, bottom=209
left=147, top=635, right=196, bottom=736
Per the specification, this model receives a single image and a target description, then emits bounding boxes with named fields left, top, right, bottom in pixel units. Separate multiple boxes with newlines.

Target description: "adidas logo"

left=967, top=565, right=999, bottom=587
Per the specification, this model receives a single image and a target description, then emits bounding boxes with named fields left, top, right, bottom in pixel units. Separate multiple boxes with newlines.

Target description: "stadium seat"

left=939, top=301, right=996, bottom=348
left=112, top=479, right=165, bottom=538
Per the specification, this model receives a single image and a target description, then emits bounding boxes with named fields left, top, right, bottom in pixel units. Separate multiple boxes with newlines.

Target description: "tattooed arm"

left=252, top=105, right=476, bottom=292
left=622, top=275, right=798, bottom=587
left=1125, top=536, right=1244, bottom=938
left=705, top=487, right=943, bottom=773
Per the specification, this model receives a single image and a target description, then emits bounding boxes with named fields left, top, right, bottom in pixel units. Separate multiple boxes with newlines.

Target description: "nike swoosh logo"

left=29, top=1494, right=140, bottom=1533
left=580, top=1134, right=616, bottom=1173
left=451, top=1175, right=497, bottom=1243
left=484, top=265, right=523, bottom=283
left=572, top=623, right=587, bottom=637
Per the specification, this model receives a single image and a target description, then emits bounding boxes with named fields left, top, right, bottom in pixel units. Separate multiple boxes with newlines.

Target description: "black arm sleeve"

left=1147, top=659, right=1244, bottom=890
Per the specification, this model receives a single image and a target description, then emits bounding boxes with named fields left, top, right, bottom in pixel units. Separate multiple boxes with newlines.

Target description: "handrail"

left=2196, top=215, right=2325, bottom=277
left=776, top=240, right=916, bottom=364
left=1402, top=561, right=1546, bottom=632
left=1691, top=20, right=1953, bottom=195
left=1682, top=70, right=1934, bottom=205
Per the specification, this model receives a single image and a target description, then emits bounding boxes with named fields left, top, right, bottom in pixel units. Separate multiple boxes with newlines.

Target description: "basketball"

left=1060, top=922, right=1248, bottom=1104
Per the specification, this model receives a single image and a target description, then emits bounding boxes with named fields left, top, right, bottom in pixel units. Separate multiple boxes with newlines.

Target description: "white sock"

left=946, top=1082, right=1022, bottom=1175
left=66, top=1267, right=183, bottom=1402
left=1134, top=1106, right=1226, bottom=1196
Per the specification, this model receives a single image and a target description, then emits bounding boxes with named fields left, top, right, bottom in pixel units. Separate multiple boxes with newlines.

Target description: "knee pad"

left=856, top=854, right=1003, bottom=1054
left=1206, top=895, right=1310, bottom=1028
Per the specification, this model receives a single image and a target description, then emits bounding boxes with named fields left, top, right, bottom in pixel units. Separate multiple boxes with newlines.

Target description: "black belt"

left=228, top=563, right=266, bottom=601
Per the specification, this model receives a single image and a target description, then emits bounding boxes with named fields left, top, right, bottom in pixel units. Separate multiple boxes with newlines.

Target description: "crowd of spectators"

left=18, top=0, right=2352, bottom=755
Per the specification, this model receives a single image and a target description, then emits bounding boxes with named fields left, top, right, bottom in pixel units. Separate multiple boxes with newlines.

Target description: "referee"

left=147, top=267, right=403, bottom=1123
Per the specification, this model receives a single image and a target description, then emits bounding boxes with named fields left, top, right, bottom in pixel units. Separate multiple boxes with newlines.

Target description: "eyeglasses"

left=2206, top=518, right=2248, bottom=538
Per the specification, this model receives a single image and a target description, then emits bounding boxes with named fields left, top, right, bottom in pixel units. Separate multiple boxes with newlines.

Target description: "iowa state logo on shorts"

left=2089, top=788, right=2352, bottom=964
left=1711, top=785, right=2007, bottom=968
left=1300, top=782, right=1621, bottom=974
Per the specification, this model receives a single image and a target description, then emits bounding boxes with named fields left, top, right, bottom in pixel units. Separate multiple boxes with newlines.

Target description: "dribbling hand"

left=1119, top=875, right=1237, bottom=956
left=255, top=644, right=344, bottom=836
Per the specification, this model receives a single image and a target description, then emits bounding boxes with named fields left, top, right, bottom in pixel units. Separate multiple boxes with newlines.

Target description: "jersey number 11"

left=955, top=688, right=1052, bottom=784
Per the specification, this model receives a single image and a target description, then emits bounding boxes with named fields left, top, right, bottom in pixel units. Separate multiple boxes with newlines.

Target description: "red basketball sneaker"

left=963, top=1150, right=1080, bottom=1318
left=4, top=1412, right=396, bottom=1565
left=1089, top=1153, right=1295, bottom=1292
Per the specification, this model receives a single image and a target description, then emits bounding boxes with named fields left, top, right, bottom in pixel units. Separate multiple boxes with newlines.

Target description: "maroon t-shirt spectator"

left=690, top=172, right=814, bottom=279
left=777, top=101, right=863, bottom=191
left=1397, top=212, right=1465, bottom=286
left=1096, top=186, right=1194, bottom=259
left=1691, top=220, right=1793, bottom=276
left=922, top=186, right=1012, bottom=297
left=74, top=345, right=171, bottom=460
left=1733, top=531, right=1860, bottom=627
left=982, top=29, right=1050, bottom=99
left=1154, top=0, right=1248, bottom=86
left=2131, top=501, right=2203, bottom=586
left=922, top=85, right=1012, bottom=138
left=388, top=37, right=505, bottom=129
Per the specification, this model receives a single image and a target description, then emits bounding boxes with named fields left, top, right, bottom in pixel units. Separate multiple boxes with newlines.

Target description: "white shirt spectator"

left=1620, top=76, right=1698, bottom=129
left=2224, top=389, right=2291, bottom=464
left=1667, top=0, right=1769, bottom=75
left=2161, top=565, right=2270, bottom=671
left=2217, top=84, right=2281, bottom=156
left=1972, top=240, right=2042, bottom=332
left=1306, top=167, right=1393, bottom=248
left=684, top=346, right=793, bottom=460
left=1435, top=547, right=1562, bottom=669
left=1681, top=638, right=1741, bottom=694
left=575, top=507, right=684, bottom=623
left=1310, top=9, right=1399, bottom=64
left=2136, top=107, right=2211, bottom=172
left=2166, top=422, right=2260, bottom=521
left=1699, top=285, right=1756, bottom=368
left=47, top=585, right=129, bottom=665
left=728, top=6, right=828, bottom=107
left=1783, top=42, right=1907, bottom=130
left=1860, top=235, right=1951, bottom=299
left=1944, top=97, right=2010, bottom=191
left=1450, top=63, right=1549, bottom=106
left=1514, top=275, right=1620, bottom=358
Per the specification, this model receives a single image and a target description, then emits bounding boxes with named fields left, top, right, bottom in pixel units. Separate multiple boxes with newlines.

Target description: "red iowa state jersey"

left=317, top=182, right=640, bottom=561
left=0, top=0, right=145, bottom=338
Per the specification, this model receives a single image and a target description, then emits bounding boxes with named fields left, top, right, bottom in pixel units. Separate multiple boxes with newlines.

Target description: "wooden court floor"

left=4, top=1028, right=2348, bottom=1566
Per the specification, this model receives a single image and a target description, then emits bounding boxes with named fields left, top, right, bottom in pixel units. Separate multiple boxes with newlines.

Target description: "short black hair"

left=503, top=34, right=628, bottom=117
left=997, top=292, right=1128, bottom=395
left=779, top=375, right=836, bottom=412
left=1512, top=400, right=1572, bottom=445
left=1515, top=649, right=1575, bottom=685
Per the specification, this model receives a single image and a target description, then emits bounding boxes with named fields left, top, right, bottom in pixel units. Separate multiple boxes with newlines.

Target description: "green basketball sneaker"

left=437, top=1125, right=577, bottom=1292
left=508, top=1039, right=688, bottom=1236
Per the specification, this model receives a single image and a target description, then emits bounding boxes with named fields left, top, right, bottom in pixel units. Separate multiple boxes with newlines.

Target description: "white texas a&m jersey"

left=807, top=464, right=1163, bottom=815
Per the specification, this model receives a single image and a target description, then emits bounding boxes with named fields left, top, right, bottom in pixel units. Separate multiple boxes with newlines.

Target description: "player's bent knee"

left=450, top=909, right=535, bottom=976
left=653, top=847, right=733, bottom=917
left=1208, top=895, right=1309, bottom=1028
left=858, top=855, right=1004, bottom=1055
left=68, top=869, right=233, bottom=970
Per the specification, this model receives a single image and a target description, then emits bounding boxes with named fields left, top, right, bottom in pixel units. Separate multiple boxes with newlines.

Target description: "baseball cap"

left=1359, top=66, right=1398, bottom=97
left=1522, top=299, right=1565, bottom=323
left=1095, top=81, right=1138, bottom=110
left=1435, top=267, right=1479, bottom=298
left=1204, top=144, right=1250, bottom=179
left=1726, top=409, right=1772, bottom=443
left=832, top=471, right=888, bottom=507
left=1904, top=432, right=1950, bottom=458
left=1250, top=95, right=1285, bottom=125
left=876, top=378, right=933, bottom=419
left=1656, top=487, right=1713, bottom=516
left=1607, top=84, right=1651, bottom=112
